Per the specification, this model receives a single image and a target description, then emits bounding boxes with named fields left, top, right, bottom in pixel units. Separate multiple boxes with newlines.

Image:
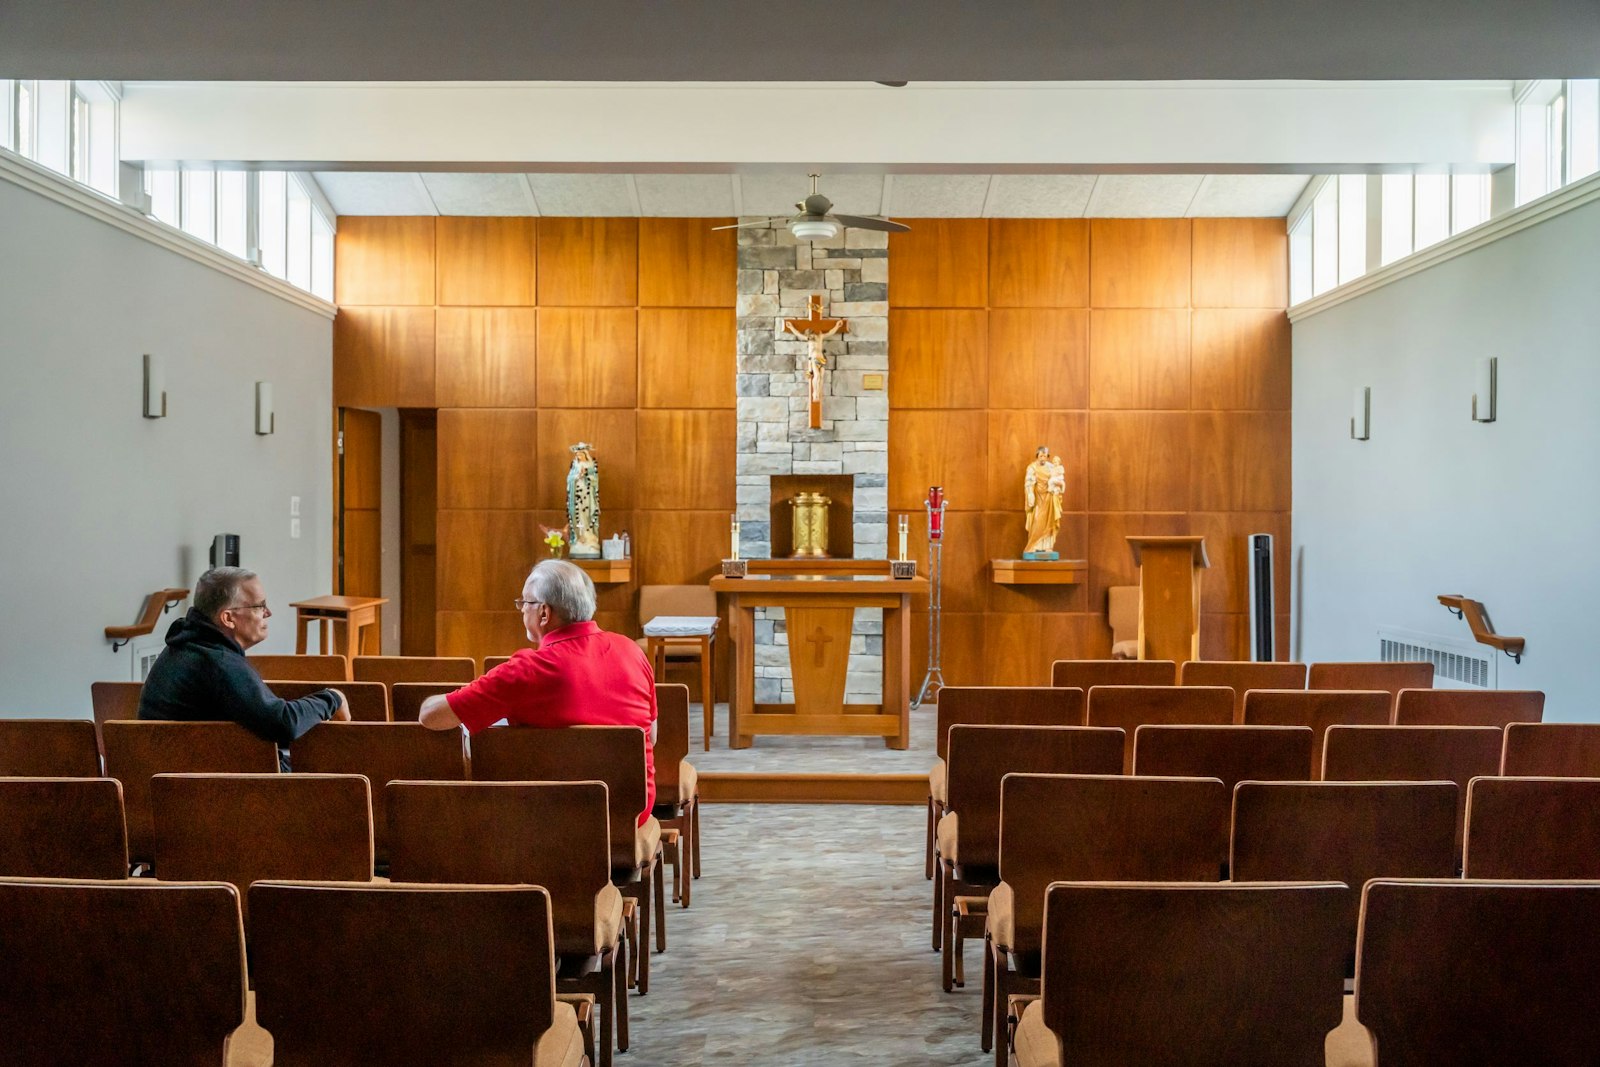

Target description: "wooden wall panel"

left=537, top=218, right=637, bottom=306
left=1087, top=412, right=1192, bottom=512
left=436, top=217, right=536, bottom=306
left=888, top=410, right=988, bottom=512
left=985, top=410, right=1089, bottom=513
left=888, top=219, right=988, bottom=308
left=341, top=408, right=382, bottom=510
left=437, top=409, right=540, bottom=510
left=988, top=219, right=1089, bottom=307
left=909, top=611, right=988, bottom=690
left=1089, top=309, right=1191, bottom=410
left=342, top=509, right=383, bottom=602
left=638, top=219, right=735, bottom=307
left=1085, top=512, right=1191, bottom=608
left=639, top=308, right=736, bottom=409
left=1190, top=309, right=1291, bottom=412
left=435, top=308, right=538, bottom=408
left=535, top=409, right=638, bottom=511
left=1190, top=511, right=1290, bottom=615
left=888, top=310, right=988, bottom=409
left=634, top=511, right=729, bottom=587
left=901, top=509, right=988, bottom=615
left=436, top=611, right=529, bottom=664
left=987, top=309, right=1089, bottom=411
left=399, top=411, right=437, bottom=656
left=1200, top=613, right=1249, bottom=661
left=635, top=411, right=735, bottom=510
left=1189, top=412, right=1292, bottom=512
left=984, top=511, right=1088, bottom=614
left=333, top=307, right=436, bottom=408
left=437, top=510, right=542, bottom=611
left=1089, top=219, right=1192, bottom=308
left=983, top=614, right=1110, bottom=686
left=335, top=217, right=435, bottom=306
left=536, top=308, right=638, bottom=409
left=1192, top=218, right=1289, bottom=309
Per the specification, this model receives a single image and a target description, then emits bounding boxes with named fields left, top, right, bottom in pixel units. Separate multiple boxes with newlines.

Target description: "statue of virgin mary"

left=566, top=442, right=602, bottom=559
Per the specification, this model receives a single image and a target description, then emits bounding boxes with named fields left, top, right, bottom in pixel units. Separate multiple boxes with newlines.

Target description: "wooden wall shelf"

left=990, top=559, right=1088, bottom=585
left=572, top=558, right=632, bottom=584
left=1438, top=595, right=1526, bottom=662
left=106, top=587, right=190, bottom=651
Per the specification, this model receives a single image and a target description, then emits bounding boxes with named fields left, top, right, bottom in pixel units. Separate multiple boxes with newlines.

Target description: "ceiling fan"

left=715, top=174, right=910, bottom=241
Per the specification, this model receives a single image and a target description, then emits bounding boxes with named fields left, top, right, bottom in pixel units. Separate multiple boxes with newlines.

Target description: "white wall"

left=1292, top=196, right=1600, bottom=721
left=0, top=177, right=334, bottom=718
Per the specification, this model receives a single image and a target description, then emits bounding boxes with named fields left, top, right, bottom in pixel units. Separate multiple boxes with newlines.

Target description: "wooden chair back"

left=0, top=718, right=101, bottom=777
left=354, top=655, right=477, bottom=686
left=1230, top=780, right=1458, bottom=970
left=935, top=685, right=1087, bottom=761
left=101, top=720, right=279, bottom=867
left=291, top=722, right=468, bottom=867
left=1132, top=724, right=1313, bottom=792
left=1039, top=881, right=1348, bottom=1067
left=1243, top=689, right=1391, bottom=778
left=0, top=877, right=245, bottom=1066
left=246, top=654, right=349, bottom=682
left=998, top=773, right=1229, bottom=959
left=1052, top=658, right=1175, bottom=689
left=1323, top=725, right=1503, bottom=857
left=250, top=881, right=557, bottom=1067
left=640, top=584, right=717, bottom=619
left=1087, top=685, right=1234, bottom=772
left=483, top=655, right=515, bottom=672
left=151, top=773, right=373, bottom=925
left=387, top=780, right=612, bottom=957
left=268, top=679, right=389, bottom=722
left=1309, top=661, right=1433, bottom=708
left=90, top=680, right=143, bottom=727
left=1501, top=722, right=1600, bottom=777
left=1395, top=687, right=1544, bottom=729
left=390, top=681, right=462, bottom=723
left=0, top=778, right=129, bottom=879
left=944, top=725, right=1124, bottom=871
left=1464, top=776, right=1600, bottom=879
left=471, top=725, right=648, bottom=870
left=1356, top=879, right=1600, bottom=1066
left=654, top=683, right=690, bottom=801
left=1178, top=659, right=1308, bottom=720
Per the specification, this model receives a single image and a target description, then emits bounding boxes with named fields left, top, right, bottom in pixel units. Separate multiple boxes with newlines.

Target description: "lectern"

left=1126, top=536, right=1209, bottom=664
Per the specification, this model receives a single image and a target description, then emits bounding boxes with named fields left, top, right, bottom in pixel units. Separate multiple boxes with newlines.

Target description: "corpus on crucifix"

left=782, top=294, right=847, bottom=430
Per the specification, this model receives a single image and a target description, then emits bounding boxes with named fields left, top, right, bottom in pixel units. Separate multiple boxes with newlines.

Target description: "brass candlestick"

left=790, top=492, right=831, bottom=558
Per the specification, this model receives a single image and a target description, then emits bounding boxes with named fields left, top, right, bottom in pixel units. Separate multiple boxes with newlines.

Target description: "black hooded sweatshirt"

left=139, top=608, right=339, bottom=762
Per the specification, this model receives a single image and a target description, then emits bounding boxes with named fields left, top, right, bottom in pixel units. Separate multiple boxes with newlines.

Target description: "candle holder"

left=914, top=487, right=947, bottom=707
left=890, top=560, right=917, bottom=579
left=721, top=559, right=749, bottom=578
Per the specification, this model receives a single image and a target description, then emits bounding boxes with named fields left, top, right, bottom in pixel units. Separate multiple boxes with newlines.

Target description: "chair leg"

left=621, top=898, right=639, bottom=990
left=653, top=853, right=667, bottom=953
left=993, top=948, right=1011, bottom=1067
left=691, top=796, right=702, bottom=879
left=931, top=855, right=945, bottom=951
left=614, top=939, right=630, bottom=1052
left=636, top=878, right=651, bottom=995
left=680, top=805, right=693, bottom=908
left=980, top=933, right=994, bottom=1052
left=597, top=959, right=614, bottom=1067
left=925, top=796, right=936, bottom=880
left=941, top=873, right=956, bottom=993
left=701, top=637, right=714, bottom=751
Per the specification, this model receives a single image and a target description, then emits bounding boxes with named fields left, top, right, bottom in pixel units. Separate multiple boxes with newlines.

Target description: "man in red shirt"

left=419, top=559, right=658, bottom=822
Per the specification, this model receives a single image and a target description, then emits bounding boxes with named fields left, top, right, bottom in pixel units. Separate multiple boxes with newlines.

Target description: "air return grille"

left=1377, top=626, right=1495, bottom=689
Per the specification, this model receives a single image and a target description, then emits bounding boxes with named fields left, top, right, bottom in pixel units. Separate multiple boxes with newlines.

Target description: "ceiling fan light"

left=790, top=218, right=840, bottom=241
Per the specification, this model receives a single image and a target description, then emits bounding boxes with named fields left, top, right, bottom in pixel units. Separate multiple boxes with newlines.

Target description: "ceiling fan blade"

left=711, top=217, right=789, bottom=230
left=831, top=214, right=911, bottom=233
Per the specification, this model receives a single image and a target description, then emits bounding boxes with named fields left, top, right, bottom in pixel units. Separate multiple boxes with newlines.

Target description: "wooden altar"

left=710, top=573, right=927, bottom=749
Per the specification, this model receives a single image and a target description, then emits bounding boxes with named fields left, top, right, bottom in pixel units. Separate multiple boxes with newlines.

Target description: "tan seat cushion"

left=935, top=811, right=959, bottom=866
left=535, top=1000, right=586, bottom=1067
left=928, top=758, right=947, bottom=804
left=635, top=816, right=662, bottom=869
left=677, top=759, right=698, bottom=805
left=1326, top=993, right=1376, bottom=1067
left=1111, top=639, right=1139, bottom=660
left=593, top=883, right=624, bottom=955
left=987, top=880, right=1015, bottom=953
left=1014, top=1000, right=1060, bottom=1067
left=226, top=991, right=273, bottom=1067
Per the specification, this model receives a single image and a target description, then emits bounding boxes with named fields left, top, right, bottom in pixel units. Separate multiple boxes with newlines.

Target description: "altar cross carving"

left=782, top=295, right=847, bottom=430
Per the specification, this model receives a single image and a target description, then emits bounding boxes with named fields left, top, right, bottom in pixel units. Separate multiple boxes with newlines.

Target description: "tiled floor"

left=687, top=703, right=939, bottom=775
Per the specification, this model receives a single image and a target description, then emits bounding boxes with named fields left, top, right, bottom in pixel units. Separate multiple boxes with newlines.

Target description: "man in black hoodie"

left=140, top=567, right=349, bottom=769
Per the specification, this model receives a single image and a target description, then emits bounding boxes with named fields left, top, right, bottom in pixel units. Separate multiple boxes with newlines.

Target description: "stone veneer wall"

left=734, top=221, right=890, bottom=704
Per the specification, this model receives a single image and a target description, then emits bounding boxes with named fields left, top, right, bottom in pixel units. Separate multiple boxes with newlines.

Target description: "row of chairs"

left=93, top=677, right=463, bottom=725
left=247, top=653, right=480, bottom=684
left=1050, top=657, right=1441, bottom=715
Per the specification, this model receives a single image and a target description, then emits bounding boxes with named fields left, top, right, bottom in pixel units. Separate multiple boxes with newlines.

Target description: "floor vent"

left=1377, top=626, right=1495, bottom=689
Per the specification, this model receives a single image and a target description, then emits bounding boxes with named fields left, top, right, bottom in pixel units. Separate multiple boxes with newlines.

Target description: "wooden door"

left=338, top=407, right=382, bottom=653
left=399, top=410, right=437, bottom=655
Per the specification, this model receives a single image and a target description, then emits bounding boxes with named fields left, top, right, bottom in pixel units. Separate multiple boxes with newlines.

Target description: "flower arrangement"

left=541, top=525, right=567, bottom=558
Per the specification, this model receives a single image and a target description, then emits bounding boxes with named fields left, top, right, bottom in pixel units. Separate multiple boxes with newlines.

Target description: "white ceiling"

left=312, top=171, right=1311, bottom=219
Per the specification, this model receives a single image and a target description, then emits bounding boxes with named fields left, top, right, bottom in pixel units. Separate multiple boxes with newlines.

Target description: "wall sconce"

left=1350, top=386, right=1370, bottom=441
left=142, top=354, right=167, bottom=419
left=255, top=382, right=275, bottom=435
left=1472, top=357, right=1497, bottom=423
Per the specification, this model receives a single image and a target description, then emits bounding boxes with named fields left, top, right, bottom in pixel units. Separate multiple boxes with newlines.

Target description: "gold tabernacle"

left=789, top=492, right=832, bottom=558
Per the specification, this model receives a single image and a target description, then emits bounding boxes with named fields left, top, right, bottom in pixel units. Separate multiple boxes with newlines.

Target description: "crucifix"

left=782, top=294, right=847, bottom=430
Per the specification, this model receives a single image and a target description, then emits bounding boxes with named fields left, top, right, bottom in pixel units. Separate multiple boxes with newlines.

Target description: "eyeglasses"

left=228, top=601, right=270, bottom=615
left=514, top=598, right=543, bottom=611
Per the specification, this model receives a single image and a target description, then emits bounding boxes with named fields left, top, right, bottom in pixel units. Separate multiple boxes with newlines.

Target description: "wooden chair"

left=1356, top=879, right=1600, bottom=1065
left=934, top=724, right=1123, bottom=985
left=1243, top=689, right=1392, bottom=779
left=985, top=773, right=1229, bottom=1064
left=1013, top=882, right=1349, bottom=1067
left=1051, top=658, right=1175, bottom=689
left=637, top=585, right=719, bottom=751
left=150, top=773, right=373, bottom=926
left=387, top=780, right=625, bottom=1067
left=269, top=679, right=390, bottom=722
left=1086, top=685, right=1233, bottom=772
left=390, top=681, right=461, bottom=723
left=471, top=725, right=664, bottom=995
left=101, top=720, right=279, bottom=869
left=1309, top=661, right=1433, bottom=711
left=0, top=877, right=246, bottom=1065
left=249, top=881, right=585, bottom=1067
left=1322, top=725, right=1503, bottom=859
left=652, top=683, right=699, bottom=908
left=1464, top=776, right=1600, bottom=879
left=246, top=653, right=349, bottom=682
left=1132, top=724, right=1313, bottom=793
left=0, top=718, right=101, bottom=777
left=353, top=654, right=477, bottom=686
left=483, top=655, right=515, bottom=672
left=1230, top=780, right=1458, bottom=973
left=925, top=685, right=1087, bottom=880
left=0, top=778, right=129, bottom=879
left=1501, top=722, right=1600, bottom=776
left=1395, top=687, right=1544, bottom=729
left=1178, top=659, right=1308, bottom=720
left=90, top=679, right=142, bottom=726
left=290, top=721, right=468, bottom=869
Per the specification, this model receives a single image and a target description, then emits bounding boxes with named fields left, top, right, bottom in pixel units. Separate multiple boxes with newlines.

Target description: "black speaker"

left=210, top=534, right=240, bottom=569
left=1247, top=533, right=1273, bottom=661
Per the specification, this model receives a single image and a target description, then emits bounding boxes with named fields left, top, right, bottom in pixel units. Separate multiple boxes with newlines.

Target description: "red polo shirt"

left=446, top=621, right=658, bottom=823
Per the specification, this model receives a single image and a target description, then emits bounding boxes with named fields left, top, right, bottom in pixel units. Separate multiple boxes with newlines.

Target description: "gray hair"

left=525, top=559, right=596, bottom=625
left=194, top=567, right=258, bottom=619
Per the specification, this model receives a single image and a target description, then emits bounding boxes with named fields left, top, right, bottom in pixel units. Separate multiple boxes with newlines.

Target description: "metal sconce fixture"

left=1350, top=386, right=1370, bottom=441
left=142, top=354, right=167, bottom=418
left=255, top=382, right=275, bottom=435
left=1472, top=357, right=1497, bottom=423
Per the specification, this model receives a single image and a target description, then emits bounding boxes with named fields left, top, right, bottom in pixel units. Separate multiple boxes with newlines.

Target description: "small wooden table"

left=289, top=595, right=388, bottom=657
